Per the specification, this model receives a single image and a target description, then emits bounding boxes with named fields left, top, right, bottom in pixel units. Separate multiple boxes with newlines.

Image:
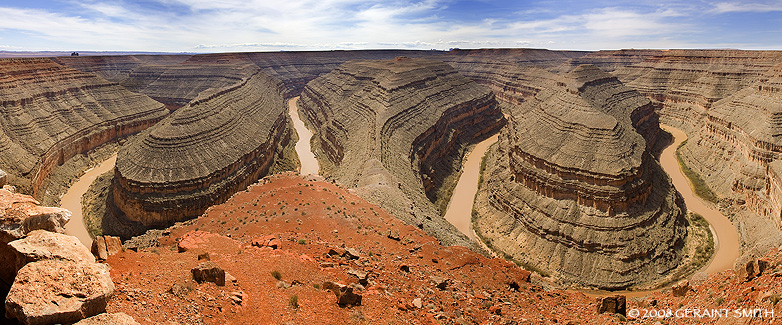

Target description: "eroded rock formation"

left=113, top=70, right=295, bottom=227
left=474, top=65, right=687, bottom=289
left=299, top=57, right=505, bottom=249
left=0, top=58, right=168, bottom=196
left=608, top=50, right=782, bottom=255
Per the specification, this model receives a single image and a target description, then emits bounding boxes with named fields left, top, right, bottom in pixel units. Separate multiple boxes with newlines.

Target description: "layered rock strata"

left=475, top=65, right=687, bottom=289
left=114, top=70, right=295, bottom=227
left=678, top=65, right=782, bottom=233
left=0, top=58, right=168, bottom=196
left=299, top=57, right=505, bottom=249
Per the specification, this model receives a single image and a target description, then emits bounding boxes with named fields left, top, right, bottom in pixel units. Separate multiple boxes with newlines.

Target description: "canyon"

left=1, top=48, right=782, bottom=323
left=113, top=70, right=297, bottom=229
left=297, top=57, right=505, bottom=251
left=473, top=64, right=688, bottom=289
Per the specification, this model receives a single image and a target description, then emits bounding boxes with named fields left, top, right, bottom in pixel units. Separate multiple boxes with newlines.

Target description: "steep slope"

left=103, top=173, right=620, bottom=324
left=0, top=58, right=168, bottom=196
left=474, top=65, right=687, bottom=289
left=298, top=57, right=505, bottom=250
left=113, top=70, right=295, bottom=228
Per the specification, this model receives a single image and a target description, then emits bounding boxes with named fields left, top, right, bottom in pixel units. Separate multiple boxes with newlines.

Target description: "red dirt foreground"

left=103, top=173, right=614, bottom=324
left=101, top=173, right=782, bottom=324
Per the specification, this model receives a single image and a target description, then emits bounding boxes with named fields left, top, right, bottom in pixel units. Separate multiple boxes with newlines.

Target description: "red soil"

left=104, top=173, right=623, bottom=324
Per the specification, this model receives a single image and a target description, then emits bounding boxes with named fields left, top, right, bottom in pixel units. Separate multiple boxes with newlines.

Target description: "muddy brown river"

left=289, top=97, right=319, bottom=175
left=444, top=134, right=499, bottom=239
left=61, top=153, right=117, bottom=247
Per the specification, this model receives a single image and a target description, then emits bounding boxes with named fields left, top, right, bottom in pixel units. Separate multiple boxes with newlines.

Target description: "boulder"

left=9, top=230, right=95, bottom=275
left=672, top=280, right=690, bottom=297
left=191, top=261, right=226, bottom=286
left=5, top=260, right=114, bottom=325
left=323, top=281, right=362, bottom=307
left=251, top=235, right=282, bottom=249
left=91, top=236, right=124, bottom=260
left=73, top=312, right=140, bottom=325
left=347, top=269, right=369, bottom=286
left=0, top=189, right=71, bottom=284
left=737, top=258, right=770, bottom=282
left=596, top=295, right=626, bottom=316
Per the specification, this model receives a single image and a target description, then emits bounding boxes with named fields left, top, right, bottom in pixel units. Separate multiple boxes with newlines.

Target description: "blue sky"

left=0, top=0, right=780, bottom=52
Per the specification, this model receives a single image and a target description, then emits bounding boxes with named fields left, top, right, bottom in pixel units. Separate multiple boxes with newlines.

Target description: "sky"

left=0, top=0, right=780, bottom=52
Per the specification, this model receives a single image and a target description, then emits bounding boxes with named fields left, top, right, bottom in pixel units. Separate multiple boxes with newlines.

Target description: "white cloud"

left=0, top=0, right=774, bottom=52
left=711, top=1, right=782, bottom=13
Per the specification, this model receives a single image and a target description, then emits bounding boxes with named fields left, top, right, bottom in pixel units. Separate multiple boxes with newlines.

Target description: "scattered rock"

left=191, top=261, right=226, bottom=286
left=323, top=281, right=362, bottom=306
left=225, top=272, right=237, bottom=283
left=5, top=260, right=114, bottom=325
left=229, top=291, right=244, bottom=305
left=412, top=297, right=423, bottom=309
left=672, top=280, right=690, bottom=297
left=596, top=295, right=626, bottom=316
left=73, top=312, right=140, bottom=325
left=344, top=248, right=360, bottom=260
left=736, top=258, right=770, bottom=282
left=251, top=235, right=282, bottom=249
left=348, top=269, right=369, bottom=285
left=198, top=252, right=210, bottom=260
left=400, top=264, right=410, bottom=272
left=430, top=276, right=449, bottom=290
left=328, top=247, right=346, bottom=257
left=386, top=228, right=400, bottom=240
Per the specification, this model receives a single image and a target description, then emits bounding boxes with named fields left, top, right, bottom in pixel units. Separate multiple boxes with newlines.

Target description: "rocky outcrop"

left=5, top=259, right=114, bottom=325
left=299, top=57, right=504, bottom=249
left=474, top=65, right=687, bottom=289
left=0, top=58, right=168, bottom=196
left=0, top=188, right=70, bottom=284
left=113, top=70, right=295, bottom=228
left=91, top=235, right=123, bottom=260
left=9, top=230, right=95, bottom=273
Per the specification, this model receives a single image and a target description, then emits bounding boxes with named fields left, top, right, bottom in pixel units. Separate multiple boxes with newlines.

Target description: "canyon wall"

left=0, top=58, right=168, bottom=196
left=113, top=70, right=295, bottom=227
left=607, top=50, right=782, bottom=255
left=298, top=57, right=505, bottom=250
left=474, top=65, right=687, bottom=289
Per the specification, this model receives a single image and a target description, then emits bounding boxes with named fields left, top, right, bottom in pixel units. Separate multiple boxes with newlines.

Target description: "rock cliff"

left=474, top=65, right=687, bottom=289
left=0, top=58, right=168, bottom=196
left=298, top=57, right=505, bottom=250
left=113, top=70, right=295, bottom=228
left=609, top=50, right=782, bottom=256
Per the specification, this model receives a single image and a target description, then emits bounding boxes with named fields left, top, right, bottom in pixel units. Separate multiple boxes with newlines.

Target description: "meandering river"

left=444, top=124, right=741, bottom=297
left=444, top=134, right=499, bottom=239
left=61, top=154, right=116, bottom=247
left=288, top=97, right=319, bottom=175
